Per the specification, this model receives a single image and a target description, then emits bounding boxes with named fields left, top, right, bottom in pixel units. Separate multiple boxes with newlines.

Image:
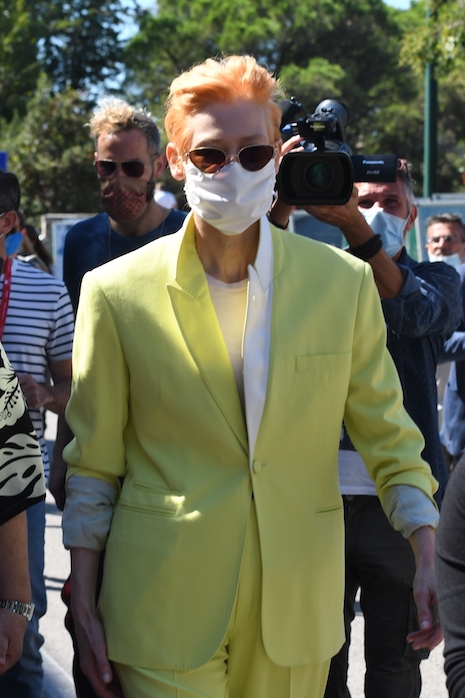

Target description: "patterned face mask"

left=100, top=180, right=155, bottom=223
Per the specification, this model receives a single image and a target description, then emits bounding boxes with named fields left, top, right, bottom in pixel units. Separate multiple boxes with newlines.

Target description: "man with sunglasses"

left=62, top=97, right=186, bottom=312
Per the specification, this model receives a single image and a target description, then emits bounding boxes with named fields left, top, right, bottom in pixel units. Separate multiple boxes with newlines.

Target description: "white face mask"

left=428, top=251, right=463, bottom=267
left=184, top=159, right=276, bottom=236
left=360, top=208, right=408, bottom=258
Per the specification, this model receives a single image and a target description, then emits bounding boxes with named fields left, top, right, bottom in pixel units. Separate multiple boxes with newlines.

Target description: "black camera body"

left=277, top=98, right=398, bottom=206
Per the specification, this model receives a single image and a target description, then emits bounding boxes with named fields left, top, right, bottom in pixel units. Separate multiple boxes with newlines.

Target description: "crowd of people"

left=1, top=53, right=465, bottom=698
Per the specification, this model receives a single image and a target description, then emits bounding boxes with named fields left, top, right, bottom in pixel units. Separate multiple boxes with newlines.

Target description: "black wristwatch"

left=0, top=599, right=35, bottom=621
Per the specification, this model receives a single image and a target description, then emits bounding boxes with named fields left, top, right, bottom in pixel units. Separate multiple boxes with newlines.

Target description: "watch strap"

left=0, top=599, right=35, bottom=621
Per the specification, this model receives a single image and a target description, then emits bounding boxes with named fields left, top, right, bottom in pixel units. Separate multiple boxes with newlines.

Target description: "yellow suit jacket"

left=65, top=215, right=437, bottom=671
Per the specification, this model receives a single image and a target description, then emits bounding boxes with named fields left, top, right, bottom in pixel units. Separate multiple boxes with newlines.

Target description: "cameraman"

left=270, top=157, right=461, bottom=698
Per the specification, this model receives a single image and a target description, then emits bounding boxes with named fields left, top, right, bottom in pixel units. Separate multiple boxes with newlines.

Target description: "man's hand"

left=0, top=610, right=27, bottom=676
left=304, top=185, right=371, bottom=244
left=407, top=526, right=443, bottom=651
left=268, top=135, right=304, bottom=229
left=18, top=374, right=51, bottom=409
left=19, top=359, right=71, bottom=415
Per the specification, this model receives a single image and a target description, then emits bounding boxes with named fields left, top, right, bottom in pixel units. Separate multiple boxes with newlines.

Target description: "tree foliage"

left=0, top=0, right=41, bottom=121
left=0, top=0, right=130, bottom=121
left=124, top=0, right=410, bottom=121
left=2, top=76, right=101, bottom=219
left=2, top=0, right=465, bottom=218
left=123, top=0, right=428, bottom=190
left=37, top=0, right=127, bottom=91
left=401, top=0, right=465, bottom=78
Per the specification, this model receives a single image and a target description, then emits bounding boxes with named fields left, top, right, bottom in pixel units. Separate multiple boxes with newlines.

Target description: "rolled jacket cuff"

left=62, top=475, right=117, bottom=551
left=383, top=484, right=439, bottom=539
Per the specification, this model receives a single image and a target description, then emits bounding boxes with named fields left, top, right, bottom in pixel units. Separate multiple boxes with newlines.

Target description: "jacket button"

left=253, top=460, right=262, bottom=474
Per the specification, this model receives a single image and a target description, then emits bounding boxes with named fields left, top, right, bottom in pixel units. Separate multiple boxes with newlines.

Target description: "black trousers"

left=324, top=495, right=429, bottom=698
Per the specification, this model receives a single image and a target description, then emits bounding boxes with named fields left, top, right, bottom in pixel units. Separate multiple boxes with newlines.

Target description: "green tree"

left=399, top=0, right=465, bottom=193
left=0, top=0, right=132, bottom=120
left=124, top=0, right=413, bottom=115
left=0, top=0, right=41, bottom=121
left=401, top=0, right=465, bottom=79
left=38, top=0, right=128, bottom=91
left=1, top=76, right=101, bottom=219
left=124, top=0, right=426, bottom=187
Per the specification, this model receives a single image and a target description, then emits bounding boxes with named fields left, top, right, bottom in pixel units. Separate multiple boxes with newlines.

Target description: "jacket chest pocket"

left=296, top=353, right=352, bottom=384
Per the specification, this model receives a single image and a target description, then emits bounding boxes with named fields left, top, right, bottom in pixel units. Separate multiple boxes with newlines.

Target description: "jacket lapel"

left=167, top=216, right=248, bottom=454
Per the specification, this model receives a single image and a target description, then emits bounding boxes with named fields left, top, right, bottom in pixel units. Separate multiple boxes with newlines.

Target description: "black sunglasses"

left=186, top=145, right=276, bottom=174
left=94, top=157, right=157, bottom=179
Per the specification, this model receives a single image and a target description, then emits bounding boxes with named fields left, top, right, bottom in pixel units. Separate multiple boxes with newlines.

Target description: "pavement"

left=40, top=412, right=449, bottom=698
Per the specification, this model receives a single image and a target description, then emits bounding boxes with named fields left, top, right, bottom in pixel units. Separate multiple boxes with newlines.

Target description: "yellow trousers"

left=115, top=503, right=330, bottom=698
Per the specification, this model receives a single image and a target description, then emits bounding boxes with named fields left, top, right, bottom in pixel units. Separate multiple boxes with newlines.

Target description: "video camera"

left=277, top=98, right=398, bottom=206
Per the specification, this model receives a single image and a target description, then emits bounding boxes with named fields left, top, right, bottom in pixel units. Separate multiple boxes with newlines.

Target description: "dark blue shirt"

left=63, top=210, right=187, bottom=312
left=341, top=249, right=461, bottom=501
left=382, top=249, right=461, bottom=498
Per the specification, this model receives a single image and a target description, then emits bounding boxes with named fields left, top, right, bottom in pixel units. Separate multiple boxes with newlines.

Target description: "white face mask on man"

left=427, top=251, right=464, bottom=267
left=360, top=207, right=409, bottom=258
left=184, top=160, right=276, bottom=236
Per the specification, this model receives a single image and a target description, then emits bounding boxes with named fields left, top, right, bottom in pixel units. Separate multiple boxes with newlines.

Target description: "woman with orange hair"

left=62, top=55, right=439, bottom=698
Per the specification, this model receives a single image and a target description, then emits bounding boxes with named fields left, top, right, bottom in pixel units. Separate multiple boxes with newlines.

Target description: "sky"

left=385, top=0, right=411, bottom=7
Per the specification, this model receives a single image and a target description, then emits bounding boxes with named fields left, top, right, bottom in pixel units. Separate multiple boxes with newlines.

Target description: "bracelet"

left=267, top=213, right=288, bottom=230
left=0, top=600, right=35, bottom=621
left=349, top=234, right=383, bottom=261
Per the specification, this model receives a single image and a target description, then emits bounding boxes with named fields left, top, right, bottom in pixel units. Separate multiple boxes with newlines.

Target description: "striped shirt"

left=0, top=259, right=74, bottom=479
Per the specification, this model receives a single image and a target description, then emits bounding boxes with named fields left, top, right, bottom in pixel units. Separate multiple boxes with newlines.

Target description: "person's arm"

left=18, top=358, right=72, bottom=415
left=380, top=260, right=461, bottom=338
left=406, top=525, right=443, bottom=650
left=48, top=416, right=73, bottom=511
left=306, top=187, right=406, bottom=298
left=70, top=547, right=123, bottom=698
left=0, top=511, right=30, bottom=675
left=267, top=135, right=302, bottom=229
left=270, top=183, right=406, bottom=298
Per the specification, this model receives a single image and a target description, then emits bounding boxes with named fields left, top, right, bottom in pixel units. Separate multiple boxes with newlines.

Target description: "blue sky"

left=385, top=0, right=411, bottom=7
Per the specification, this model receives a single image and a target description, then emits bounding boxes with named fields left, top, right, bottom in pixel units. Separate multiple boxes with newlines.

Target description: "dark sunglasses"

left=94, top=157, right=157, bottom=179
left=186, top=145, right=276, bottom=174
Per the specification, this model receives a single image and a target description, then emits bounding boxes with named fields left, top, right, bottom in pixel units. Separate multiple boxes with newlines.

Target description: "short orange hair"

left=164, top=55, right=284, bottom=154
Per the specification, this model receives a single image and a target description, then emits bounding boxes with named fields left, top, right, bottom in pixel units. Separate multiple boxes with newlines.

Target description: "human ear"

left=406, top=204, right=418, bottom=234
left=153, top=153, right=167, bottom=179
left=166, top=143, right=185, bottom=181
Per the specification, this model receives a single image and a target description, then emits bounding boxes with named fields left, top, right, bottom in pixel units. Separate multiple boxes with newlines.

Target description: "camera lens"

left=305, top=161, right=334, bottom=189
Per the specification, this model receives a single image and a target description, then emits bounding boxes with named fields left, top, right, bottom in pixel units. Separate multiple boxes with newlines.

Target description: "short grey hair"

left=426, top=213, right=465, bottom=242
